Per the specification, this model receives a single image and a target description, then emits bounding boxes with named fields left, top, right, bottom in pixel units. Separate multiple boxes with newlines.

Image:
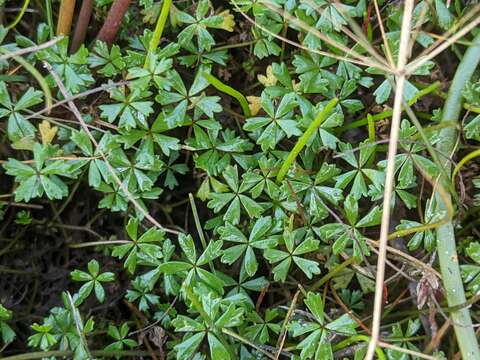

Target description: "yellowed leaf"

left=219, top=10, right=235, bottom=32
left=39, top=120, right=58, bottom=145
left=258, top=65, right=277, bottom=87
left=246, top=96, right=262, bottom=116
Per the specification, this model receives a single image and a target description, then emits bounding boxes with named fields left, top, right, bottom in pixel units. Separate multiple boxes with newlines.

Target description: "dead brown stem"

left=70, top=0, right=93, bottom=53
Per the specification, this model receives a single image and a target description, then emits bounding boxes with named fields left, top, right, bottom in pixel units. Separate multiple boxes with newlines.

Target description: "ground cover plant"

left=1, top=0, right=480, bottom=359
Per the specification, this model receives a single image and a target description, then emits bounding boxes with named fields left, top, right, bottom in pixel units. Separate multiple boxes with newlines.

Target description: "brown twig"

left=96, top=0, right=132, bottom=45
left=70, top=0, right=93, bottom=53
left=275, top=290, right=299, bottom=360
left=56, top=0, right=76, bottom=36
left=331, top=283, right=371, bottom=335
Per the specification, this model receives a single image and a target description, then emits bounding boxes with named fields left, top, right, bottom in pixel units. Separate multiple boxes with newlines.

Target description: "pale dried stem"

left=414, top=4, right=480, bottom=60
left=0, top=37, right=62, bottom=62
left=44, top=62, right=181, bottom=236
left=366, top=239, right=441, bottom=278
left=373, top=0, right=395, bottom=68
left=260, top=0, right=392, bottom=73
left=408, top=0, right=429, bottom=57
left=406, top=6, right=480, bottom=73
left=25, top=81, right=128, bottom=121
left=302, top=0, right=389, bottom=68
left=231, top=0, right=389, bottom=70
left=365, top=1, right=415, bottom=359
left=378, top=341, right=438, bottom=360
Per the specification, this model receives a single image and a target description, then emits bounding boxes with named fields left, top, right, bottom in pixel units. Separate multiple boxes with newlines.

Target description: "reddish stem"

left=95, top=0, right=132, bottom=46
left=70, top=0, right=93, bottom=53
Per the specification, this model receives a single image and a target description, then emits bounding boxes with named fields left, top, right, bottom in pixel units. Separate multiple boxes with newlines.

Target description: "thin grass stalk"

left=452, top=148, right=480, bottom=181
left=6, top=0, right=30, bottom=31
left=0, top=36, right=62, bottom=62
left=372, top=0, right=394, bottom=67
left=333, top=335, right=386, bottom=360
left=337, top=81, right=441, bottom=132
left=45, top=0, right=54, bottom=38
left=412, top=4, right=480, bottom=63
left=144, top=0, right=172, bottom=68
left=0, top=51, right=53, bottom=112
left=302, top=0, right=388, bottom=68
left=365, top=1, right=415, bottom=359
left=276, top=98, right=338, bottom=182
left=331, top=0, right=389, bottom=67
left=434, top=31, right=480, bottom=360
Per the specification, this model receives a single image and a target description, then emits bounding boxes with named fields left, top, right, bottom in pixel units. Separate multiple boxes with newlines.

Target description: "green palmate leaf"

left=104, top=323, right=138, bottom=351
left=37, top=37, right=94, bottom=94
left=0, top=81, right=42, bottom=144
left=3, top=143, right=85, bottom=202
left=0, top=304, right=15, bottom=344
left=112, top=218, right=165, bottom=274
left=156, top=66, right=222, bottom=128
left=127, top=52, right=174, bottom=90
left=159, top=234, right=224, bottom=293
left=335, top=141, right=384, bottom=199
left=264, top=227, right=320, bottom=282
left=71, top=259, right=115, bottom=305
left=88, top=41, right=126, bottom=77
left=461, top=242, right=480, bottom=295
left=100, top=87, right=154, bottom=130
left=319, top=194, right=378, bottom=258
left=186, top=124, right=253, bottom=176
left=385, top=319, right=422, bottom=360
left=172, top=290, right=243, bottom=359
left=207, top=165, right=264, bottom=225
left=219, top=216, right=279, bottom=277
left=290, top=292, right=357, bottom=360
left=126, top=278, right=160, bottom=311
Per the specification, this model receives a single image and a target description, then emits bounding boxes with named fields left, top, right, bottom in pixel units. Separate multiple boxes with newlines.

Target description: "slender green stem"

left=403, top=98, right=459, bottom=201
left=144, top=0, right=172, bottom=68
left=213, top=40, right=257, bottom=51
left=337, top=81, right=440, bottom=133
left=435, top=32, right=480, bottom=360
left=203, top=72, right=251, bottom=117
left=45, top=0, right=54, bottom=39
left=0, top=350, right=155, bottom=360
left=6, top=0, right=30, bottom=31
left=452, top=148, right=480, bottom=181
left=189, top=193, right=215, bottom=272
left=309, top=256, right=356, bottom=292
left=332, top=335, right=386, bottom=360
left=0, top=51, right=52, bottom=112
left=222, top=328, right=275, bottom=359
left=367, top=113, right=375, bottom=142
left=189, top=193, right=207, bottom=250
left=277, top=98, right=338, bottom=182
left=68, top=240, right=130, bottom=248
